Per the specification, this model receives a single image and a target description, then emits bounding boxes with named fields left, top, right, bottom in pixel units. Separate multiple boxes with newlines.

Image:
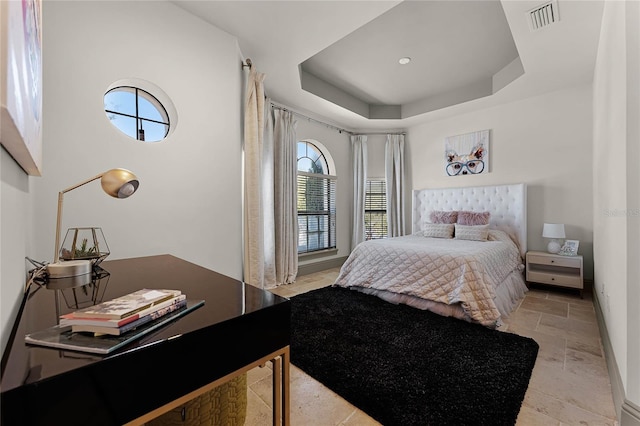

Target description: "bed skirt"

left=347, top=268, right=528, bottom=328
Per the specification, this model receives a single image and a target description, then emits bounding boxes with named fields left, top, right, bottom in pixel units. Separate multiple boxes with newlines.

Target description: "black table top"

left=1, top=254, right=290, bottom=425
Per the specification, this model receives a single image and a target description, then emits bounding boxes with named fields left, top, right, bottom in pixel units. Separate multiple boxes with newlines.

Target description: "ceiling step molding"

left=528, top=0, right=559, bottom=31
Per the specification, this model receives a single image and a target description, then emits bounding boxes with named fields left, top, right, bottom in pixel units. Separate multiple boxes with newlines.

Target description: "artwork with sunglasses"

left=444, top=130, right=490, bottom=177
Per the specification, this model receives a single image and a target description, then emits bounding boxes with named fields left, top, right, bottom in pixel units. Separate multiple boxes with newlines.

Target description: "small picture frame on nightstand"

left=559, top=240, right=579, bottom=256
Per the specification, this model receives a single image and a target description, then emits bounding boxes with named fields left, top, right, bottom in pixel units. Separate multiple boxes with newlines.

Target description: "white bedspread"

left=334, top=231, right=523, bottom=326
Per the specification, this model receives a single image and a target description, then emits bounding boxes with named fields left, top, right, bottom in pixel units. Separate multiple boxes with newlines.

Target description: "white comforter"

left=334, top=231, right=522, bottom=326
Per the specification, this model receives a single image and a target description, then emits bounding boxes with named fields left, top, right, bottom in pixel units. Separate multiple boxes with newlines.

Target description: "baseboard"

left=593, top=294, right=640, bottom=425
left=298, top=256, right=347, bottom=276
left=622, top=401, right=640, bottom=426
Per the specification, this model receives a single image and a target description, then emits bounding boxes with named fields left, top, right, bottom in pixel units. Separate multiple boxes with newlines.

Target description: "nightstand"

left=526, top=251, right=584, bottom=296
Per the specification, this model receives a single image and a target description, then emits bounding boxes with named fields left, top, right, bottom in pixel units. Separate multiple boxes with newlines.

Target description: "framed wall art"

left=1, top=0, right=43, bottom=176
left=444, top=129, right=490, bottom=177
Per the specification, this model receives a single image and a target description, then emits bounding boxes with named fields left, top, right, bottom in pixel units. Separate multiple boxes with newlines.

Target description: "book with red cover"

left=60, top=294, right=187, bottom=328
left=68, top=289, right=182, bottom=320
left=72, top=298, right=188, bottom=336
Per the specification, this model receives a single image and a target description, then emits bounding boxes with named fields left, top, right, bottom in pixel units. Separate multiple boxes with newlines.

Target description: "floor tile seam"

left=338, top=408, right=362, bottom=425
left=518, top=403, right=562, bottom=425
left=534, top=331, right=602, bottom=349
left=522, top=389, right=567, bottom=424
left=571, top=399, right=618, bottom=423
left=538, top=313, right=604, bottom=333
left=521, top=304, right=570, bottom=319
left=528, top=387, right=614, bottom=422
left=565, top=309, right=599, bottom=325
left=567, top=301, right=596, bottom=309
left=515, top=294, right=527, bottom=311
left=246, top=371, right=271, bottom=387
left=549, top=298, right=592, bottom=305
left=537, top=356, right=616, bottom=390
left=566, top=316, right=599, bottom=326
left=247, top=386, right=273, bottom=410
left=562, top=336, right=568, bottom=371
left=534, top=310, right=543, bottom=331
left=564, top=344, right=606, bottom=362
left=546, top=326, right=603, bottom=343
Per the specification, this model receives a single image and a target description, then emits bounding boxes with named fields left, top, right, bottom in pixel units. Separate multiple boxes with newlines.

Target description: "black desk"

left=1, top=255, right=291, bottom=425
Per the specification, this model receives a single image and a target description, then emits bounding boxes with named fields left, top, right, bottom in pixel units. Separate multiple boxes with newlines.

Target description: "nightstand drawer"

left=526, top=254, right=581, bottom=268
left=527, top=271, right=582, bottom=289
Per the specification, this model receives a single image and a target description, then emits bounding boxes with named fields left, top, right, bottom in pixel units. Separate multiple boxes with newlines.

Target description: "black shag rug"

left=290, top=286, right=539, bottom=426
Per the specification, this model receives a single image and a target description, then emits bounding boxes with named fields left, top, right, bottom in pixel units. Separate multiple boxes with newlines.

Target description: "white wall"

left=625, top=0, right=640, bottom=408
left=0, top=147, right=31, bottom=351
left=31, top=1, right=243, bottom=281
left=593, top=0, right=640, bottom=415
left=406, top=85, right=594, bottom=278
left=367, top=134, right=387, bottom=180
left=593, top=0, right=628, bottom=396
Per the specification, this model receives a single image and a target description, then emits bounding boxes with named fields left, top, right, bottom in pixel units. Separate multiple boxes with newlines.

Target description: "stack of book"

left=60, top=288, right=186, bottom=336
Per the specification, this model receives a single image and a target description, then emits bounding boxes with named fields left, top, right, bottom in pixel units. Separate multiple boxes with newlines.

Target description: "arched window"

left=297, top=140, right=336, bottom=254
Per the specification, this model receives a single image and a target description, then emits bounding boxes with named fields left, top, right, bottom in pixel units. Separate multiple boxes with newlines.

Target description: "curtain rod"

left=243, top=62, right=404, bottom=137
left=269, top=102, right=405, bottom=137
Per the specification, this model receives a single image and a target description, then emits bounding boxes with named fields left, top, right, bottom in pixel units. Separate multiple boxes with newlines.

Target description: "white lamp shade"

left=542, top=223, right=566, bottom=239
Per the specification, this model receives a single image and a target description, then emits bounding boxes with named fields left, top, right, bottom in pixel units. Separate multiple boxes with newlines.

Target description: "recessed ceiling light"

left=398, top=57, right=411, bottom=65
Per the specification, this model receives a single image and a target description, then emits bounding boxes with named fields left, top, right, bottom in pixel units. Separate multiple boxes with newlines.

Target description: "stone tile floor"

left=245, top=268, right=617, bottom=425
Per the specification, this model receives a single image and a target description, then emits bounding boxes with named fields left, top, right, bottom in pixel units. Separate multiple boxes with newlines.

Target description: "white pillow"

left=454, top=224, right=489, bottom=241
left=422, top=223, right=454, bottom=239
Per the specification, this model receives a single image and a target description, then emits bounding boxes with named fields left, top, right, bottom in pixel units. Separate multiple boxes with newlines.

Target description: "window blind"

left=297, top=172, right=337, bottom=253
left=365, top=179, right=387, bottom=240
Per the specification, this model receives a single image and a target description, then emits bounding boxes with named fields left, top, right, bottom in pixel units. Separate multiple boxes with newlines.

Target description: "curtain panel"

left=243, top=68, right=266, bottom=288
left=243, top=64, right=298, bottom=288
left=272, top=109, right=298, bottom=285
left=262, top=101, right=277, bottom=286
left=351, top=135, right=368, bottom=250
left=385, top=134, right=405, bottom=237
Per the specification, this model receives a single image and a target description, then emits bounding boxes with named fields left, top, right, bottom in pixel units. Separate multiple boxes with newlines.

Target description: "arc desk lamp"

left=46, top=168, right=139, bottom=279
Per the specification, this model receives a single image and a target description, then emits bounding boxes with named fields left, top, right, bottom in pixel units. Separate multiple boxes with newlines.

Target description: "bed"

left=334, top=183, right=528, bottom=327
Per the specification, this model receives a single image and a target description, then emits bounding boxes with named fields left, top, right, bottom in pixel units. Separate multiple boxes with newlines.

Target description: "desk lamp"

left=46, top=168, right=139, bottom=278
left=542, top=223, right=565, bottom=254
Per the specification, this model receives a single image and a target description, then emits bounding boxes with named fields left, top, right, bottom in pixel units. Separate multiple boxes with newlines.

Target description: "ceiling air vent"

left=528, top=0, right=559, bottom=31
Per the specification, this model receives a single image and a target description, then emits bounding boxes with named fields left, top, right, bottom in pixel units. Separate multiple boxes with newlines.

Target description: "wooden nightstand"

left=526, top=251, right=584, bottom=296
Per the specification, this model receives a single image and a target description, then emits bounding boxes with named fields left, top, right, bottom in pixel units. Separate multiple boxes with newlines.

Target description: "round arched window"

left=296, top=140, right=336, bottom=254
left=297, top=140, right=330, bottom=174
left=104, top=85, right=171, bottom=142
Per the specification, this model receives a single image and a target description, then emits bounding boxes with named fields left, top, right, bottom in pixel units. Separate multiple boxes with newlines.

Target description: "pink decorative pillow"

left=457, top=210, right=490, bottom=226
left=429, top=210, right=458, bottom=224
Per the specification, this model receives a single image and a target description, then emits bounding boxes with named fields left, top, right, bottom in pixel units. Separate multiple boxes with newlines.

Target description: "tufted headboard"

left=412, top=183, right=527, bottom=257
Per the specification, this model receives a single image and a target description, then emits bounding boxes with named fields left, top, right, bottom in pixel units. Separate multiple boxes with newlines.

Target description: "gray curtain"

left=385, top=134, right=405, bottom=237
left=351, top=135, right=368, bottom=249
left=272, top=109, right=298, bottom=285
left=262, top=100, right=276, bottom=286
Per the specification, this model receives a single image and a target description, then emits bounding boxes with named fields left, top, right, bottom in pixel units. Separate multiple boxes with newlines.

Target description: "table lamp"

left=46, top=168, right=139, bottom=278
left=542, top=223, right=565, bottom=254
